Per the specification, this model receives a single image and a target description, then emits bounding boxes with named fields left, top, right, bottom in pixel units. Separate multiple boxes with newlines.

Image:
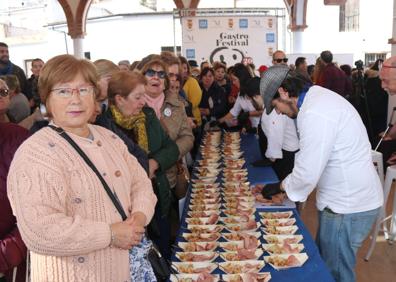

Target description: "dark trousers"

left=149, top=205, right=171, bottom=260
left=272, top=149, right=297, bottom=181
left=377, top=139, right=396, bottom=172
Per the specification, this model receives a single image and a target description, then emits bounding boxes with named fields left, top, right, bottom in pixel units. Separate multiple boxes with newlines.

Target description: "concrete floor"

left=299, top=187, right=396, bottom=282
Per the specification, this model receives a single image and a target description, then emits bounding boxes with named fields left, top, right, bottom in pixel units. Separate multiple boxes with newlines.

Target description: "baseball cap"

left=260, top=65, right=290, bottom=114
left=258, top=65, right=268, bottom=73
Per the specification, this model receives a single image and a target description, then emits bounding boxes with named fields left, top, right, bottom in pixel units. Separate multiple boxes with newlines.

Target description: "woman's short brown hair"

left=38, top=54, right=99, bottom=105
left=107, top=70, right=146, bottom=105
left=0, top=75, right=20, bottom=93
left=93, top=59, right=119, bottom=77
left=212, top=61, right=226, bottom=71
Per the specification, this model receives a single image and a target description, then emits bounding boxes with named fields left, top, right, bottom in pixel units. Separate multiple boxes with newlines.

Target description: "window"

left=339, top=0, right=359, bottom=32
left=364, top=53, right=387, bottom=67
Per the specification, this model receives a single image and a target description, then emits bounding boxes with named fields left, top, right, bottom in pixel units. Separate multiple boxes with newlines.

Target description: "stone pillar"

left=284, top=0, right=308, bottom=53
left=57, top=0, right=92, bottom=57
left=73, top=36, right=84, bottom=59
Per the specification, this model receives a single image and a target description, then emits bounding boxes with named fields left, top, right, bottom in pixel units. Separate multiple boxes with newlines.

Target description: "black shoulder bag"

left=49, top=125, right=171, bottom=281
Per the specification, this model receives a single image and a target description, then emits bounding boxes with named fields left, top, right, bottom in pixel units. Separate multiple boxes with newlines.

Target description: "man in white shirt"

left=260, top=65, right=383, bottom=282
left=259, top=50, right=300, bottom=178
left=260, top=110, right=299, bottom=180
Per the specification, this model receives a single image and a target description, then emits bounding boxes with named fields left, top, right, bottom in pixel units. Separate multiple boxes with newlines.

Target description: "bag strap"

left=49, top=125, right=127, bottom=221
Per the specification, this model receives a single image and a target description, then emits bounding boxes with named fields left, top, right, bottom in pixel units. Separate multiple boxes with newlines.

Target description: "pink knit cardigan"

left=7, top=125, right=157, bottom=282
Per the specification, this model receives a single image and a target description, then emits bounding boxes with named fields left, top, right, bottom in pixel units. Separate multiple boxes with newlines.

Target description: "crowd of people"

left=0, top=39, right=394, bottom=282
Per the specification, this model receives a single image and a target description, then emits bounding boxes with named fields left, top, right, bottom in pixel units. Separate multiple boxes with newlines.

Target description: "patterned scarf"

left=144, top=93, right=164, bottom=120
left=110, top=105, right=149, bottom=153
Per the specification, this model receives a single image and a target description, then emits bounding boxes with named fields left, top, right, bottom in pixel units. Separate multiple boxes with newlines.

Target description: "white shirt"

left=261, top=110, right=299, bottom=159
left=230, top=95, right=261, bottom=128
left=283, top=86, right=383, bottom=214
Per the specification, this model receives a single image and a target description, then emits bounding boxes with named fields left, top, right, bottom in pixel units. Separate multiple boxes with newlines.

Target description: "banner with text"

left=181, top=16, right=277, bottom=67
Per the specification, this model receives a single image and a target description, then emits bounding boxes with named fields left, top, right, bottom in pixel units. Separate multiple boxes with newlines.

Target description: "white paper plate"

left=187, top=211, right=220, bottom=218
left=222, top=273, right=271, bottom=282
left=187, top=225, right=223, bottom=234
left=260, top=218, right=296, bottom=227
left=171, top=262, right=217, bottom=274
left=182, top=232, right=221, bottom=242
left=189, top=204, right=221, bottom=211
left=170, top=274, right=220, bottom=282
left=220, top=216, right=255, bottom=225
left=175, top=251, right=218, bottom=262
left=222, top=208, right=256, bottom=217
left=222, top=231, right=261, bottom=241
left=224, top=222, right=259, bottom=232
left=190, top=198, right=221, bottom=205
left=264, top=253, right=308, bottom=270
left=263, top=234, right=303, bottom=244
left=220, top=249, right=263, bottom=261
left=219, top=240, right=260, bottom=251
left=262, top=225, right=299, bottom=235
left=178, top=242, right=218, bottom=252
left=262, top=243, right=305, bottom=255
left=219, top=260, right=265, bottom=274
left=258, top=211, right=293, bottom=219
left=189, top=192, right=220, bottom=200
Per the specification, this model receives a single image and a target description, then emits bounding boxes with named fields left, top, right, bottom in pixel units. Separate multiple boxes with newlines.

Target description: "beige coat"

left=160, top=91, right=194, bottom=187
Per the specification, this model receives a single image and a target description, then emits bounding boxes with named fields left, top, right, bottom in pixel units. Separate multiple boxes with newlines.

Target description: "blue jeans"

left=316, top=207, right=379, bottom=282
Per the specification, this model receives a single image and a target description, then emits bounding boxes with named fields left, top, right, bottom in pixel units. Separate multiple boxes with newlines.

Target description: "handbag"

left=49, top=126, right=171, bottom=281
left=174, top=160, right=189, bottom=200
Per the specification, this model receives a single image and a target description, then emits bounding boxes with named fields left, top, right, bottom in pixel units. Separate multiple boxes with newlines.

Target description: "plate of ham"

left=172, top=262, right=217, bottom=274
left=264, top=253, right=308, bottom=270
left=219, top=260, right=265, bottom=274
left=260, top=218, right=296, bottom=227
left=178, top=242, right=218, bottom=252
left=222, top=273, right=271, bottom=282
left=170, top=273, right=220, bottom=282
left=262, top=243, right=304, bottom=255
left=263, top=235, right=303, bottom=244
left=176, top=251, right=219, bottom=262
left=220, top=249, right=263, bottom=261
left=258, top=211, right=293, bottom=219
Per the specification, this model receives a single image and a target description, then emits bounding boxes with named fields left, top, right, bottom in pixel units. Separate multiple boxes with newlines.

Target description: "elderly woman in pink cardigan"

left=7, top=54, right=157, bottom=282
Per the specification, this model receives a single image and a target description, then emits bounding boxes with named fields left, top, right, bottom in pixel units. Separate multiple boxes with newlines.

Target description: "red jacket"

left=318, top=63, right=352, bottom=97
left=0, top=123, right=30, bottom=282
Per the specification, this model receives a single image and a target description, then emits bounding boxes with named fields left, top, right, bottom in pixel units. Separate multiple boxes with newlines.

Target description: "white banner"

left=181, top=16, right=277, bottom=67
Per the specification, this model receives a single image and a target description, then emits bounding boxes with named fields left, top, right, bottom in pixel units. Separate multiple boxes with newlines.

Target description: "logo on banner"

left=199, top=19, right=208, bottom=29
left=186, top=49, right=195, bottom=59
left=267, top=18, right=274, bottom=28
left=239, top=19, right=248, bottom=28
left=268, top=47, right=274, bottom=57
left=210, top=19, right=222, bottom=28
left=184, top=34, right=195, bottom=43
left=209, top=46, right=245, bottom=66
left=252, top=19, right=262, bottom=28
left=187, top=19, right=193, bottom=30
left=228, top=19, right=234, bottom=29
left=266, top=33, right=275, bottom=43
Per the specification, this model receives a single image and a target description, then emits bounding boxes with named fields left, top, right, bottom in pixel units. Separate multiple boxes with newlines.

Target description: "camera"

left=354, top=60, right=364, bottom=71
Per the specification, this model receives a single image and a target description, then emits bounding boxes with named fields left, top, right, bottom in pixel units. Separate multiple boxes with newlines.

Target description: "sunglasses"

left=275, top=58, right=288, bottom=63
left=0, top=88, right=9, bottom=97
left=145, top=69, right=166, bottom=79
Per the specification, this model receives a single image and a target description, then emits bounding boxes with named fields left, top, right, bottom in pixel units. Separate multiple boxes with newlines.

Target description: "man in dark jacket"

left=0, top=122, right=30, bottom=282
left=0, top=43, right=27, bottom=96
left=317, top=50, right=352, bottom=97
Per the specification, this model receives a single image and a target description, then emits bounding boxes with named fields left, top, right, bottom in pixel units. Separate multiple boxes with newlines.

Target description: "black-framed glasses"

left=145, top=69, right=166, bottom=79
left=275, top=58, right=288, bottom=63
left=0, top=88, right=9, bottom=97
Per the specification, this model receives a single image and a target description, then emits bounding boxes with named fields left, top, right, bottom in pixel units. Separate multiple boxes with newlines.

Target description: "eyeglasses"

left=0, top=88, right=9, bottom=97
left=145, top=69, right=166, bottom=79
left=275, top=58, right=288, bottom=63
left=51, top=86, right=94, bottom=98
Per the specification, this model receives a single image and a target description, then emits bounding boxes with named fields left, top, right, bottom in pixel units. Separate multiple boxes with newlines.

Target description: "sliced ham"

left=197, top=272, right=215, bottom=282
left=207, top=213, right=219, bottom=225
left=286, top=254, right=301, bottom=266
